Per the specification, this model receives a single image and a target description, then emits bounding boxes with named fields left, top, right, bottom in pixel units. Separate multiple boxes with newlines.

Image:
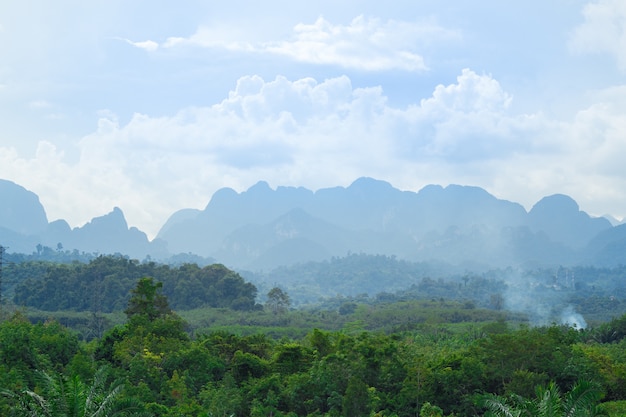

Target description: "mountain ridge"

left=0, top=177, right=620, bottom=270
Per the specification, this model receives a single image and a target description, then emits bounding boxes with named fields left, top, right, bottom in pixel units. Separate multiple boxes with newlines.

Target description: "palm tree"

left=2, top=366, right=151, bottom=417
left=482, top=380, right=607, bottom=417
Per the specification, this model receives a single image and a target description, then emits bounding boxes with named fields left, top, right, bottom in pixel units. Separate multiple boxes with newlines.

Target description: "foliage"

left=6, top=257, right=626, bottom=416
left=245, top=256, right=626, bottom=323
left=9, top=256, right=259, bottom=313
left=125, top=278, right=171, bottom=322
left=266, top=287, right=291, bottom=314
left=1, top=366, right=150, bottom=417
left=481, top=380, right=607, bottom=417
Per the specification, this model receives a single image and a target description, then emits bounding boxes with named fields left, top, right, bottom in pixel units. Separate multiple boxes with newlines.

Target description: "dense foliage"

left=7, top=256, right=259, bottom=312
left=4, top=275, right=626, bottom=416
left=3, top=255, right=626, bottom=415
left=5, top=253, right=626, bottom=325
left=246, top=254, right=626, bottom=323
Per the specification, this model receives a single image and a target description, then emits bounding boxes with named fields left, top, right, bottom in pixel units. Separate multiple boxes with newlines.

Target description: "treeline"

left=8, top=256, right=259, bottom=312
left=248, top=254, right=626, bottom=322
left=6, top=253, right=626, bottom=324
left=4, top=245, right=215, bottom=267
left=3, top=279, right=626, bottom=416
left=247, top=253, right=460, bottom=303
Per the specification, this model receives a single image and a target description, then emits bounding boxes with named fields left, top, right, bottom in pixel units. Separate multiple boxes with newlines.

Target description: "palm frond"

left=535, top=382, right=562, bottom=417
left=563, top=380, right=607, bottom=417
left=66, top=375, right=88, bottom=417
left=481, top=393, right=521, bottom=417
left=108, top=396, right=153, bottom=417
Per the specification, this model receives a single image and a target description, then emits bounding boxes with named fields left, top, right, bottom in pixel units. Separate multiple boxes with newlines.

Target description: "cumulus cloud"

left=422, top=69, right=512, bottom=113
left=2, top=70, right=626, bottom=236
left=159, top=15, right=459, bottom=71
left=570, top=0, right=626, bottom=70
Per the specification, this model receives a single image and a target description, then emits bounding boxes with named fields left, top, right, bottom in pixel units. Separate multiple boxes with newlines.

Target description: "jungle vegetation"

left=2, top=255, right=626, bottom=415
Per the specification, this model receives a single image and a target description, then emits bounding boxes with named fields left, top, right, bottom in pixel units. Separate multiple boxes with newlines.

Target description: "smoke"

left=559, top=305, right=587, bottom=329
left=501, top=269, right=587, bottom=329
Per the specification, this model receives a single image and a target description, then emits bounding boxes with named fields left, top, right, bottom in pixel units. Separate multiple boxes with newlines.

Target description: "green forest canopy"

left=7, top=256, right=259, bottom=312
left=3, top=276, right=626, bottom=416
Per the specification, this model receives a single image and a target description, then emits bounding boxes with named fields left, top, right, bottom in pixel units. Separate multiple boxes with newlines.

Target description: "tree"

left=342, top=376, right=371, bottom=417
left=124, top=277, right=171, bottom=322
left=265, top=287, right=290, bottom=314
left=481, top=380, right=607, bottom=417
left=420, top=402, right=443, bottom=417
left=490, top=293, right=504, bottom=311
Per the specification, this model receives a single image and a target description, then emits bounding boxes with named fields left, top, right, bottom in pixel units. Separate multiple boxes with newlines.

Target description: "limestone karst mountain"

left=0, top=177, right=621, bottom=269
left=0, top=179, right=165, bottom=259
left=156, top=177, right=613, bottom=269
left=0, top=179, right=49, bottom=236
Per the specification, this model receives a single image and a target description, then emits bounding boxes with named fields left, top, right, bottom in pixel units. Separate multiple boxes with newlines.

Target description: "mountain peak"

left=205, top=187, right=238, bottom=210
left=247, top=180, right=272, bottom=194
left=529, top=194, right=610, bottom=248
left=348, top=177, right=393, bottom=191
left=0, top=179, right=48, bottom=235
left=530, top=194, right=579, bottom=215
left=79, top=207, right=129, bottom=232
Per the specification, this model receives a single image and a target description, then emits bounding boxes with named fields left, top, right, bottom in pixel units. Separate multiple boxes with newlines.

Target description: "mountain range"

left=1, top=177, right=625, bottom=270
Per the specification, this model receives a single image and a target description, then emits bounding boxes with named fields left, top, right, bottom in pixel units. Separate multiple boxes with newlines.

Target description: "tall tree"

left=265, top=287, right=290, bottom=314
left=124, top=277, right=171, bottom=322
left=342, top=376, right=371, bottom=417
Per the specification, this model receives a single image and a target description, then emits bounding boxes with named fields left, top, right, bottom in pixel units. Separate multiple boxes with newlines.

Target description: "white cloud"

left=421, top=69, right=512, bottom=113
left=119, top=37, right=159, bottom=52
left=570, top=0, right=626, bottom=70
left=160, top=15, right=459, bottom=71
left=263, top=15, right=435, bottom=71
left=163, top=26, right=255, bottom=51
left=2, top=70, right=626, bottom=237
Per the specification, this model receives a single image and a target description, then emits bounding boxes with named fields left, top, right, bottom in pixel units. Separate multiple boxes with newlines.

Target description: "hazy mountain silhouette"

left=159, top=178, right=600, bottom=269
left=158, top=182, right=317, bottom=256
left=528, top=194, right=611, bottom=248
left=64, top=207, right=167, bottom=258
left=0, top=180, right=165, bottom=259
left=0, top=177, right=622, bottom=270
left=0, top=179, right=48, bottom=236
left=584, top=224, right=626, bottom=267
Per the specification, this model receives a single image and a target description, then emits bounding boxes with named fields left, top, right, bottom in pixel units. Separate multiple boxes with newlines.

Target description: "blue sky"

left=1, top=1, right=625, bottom=237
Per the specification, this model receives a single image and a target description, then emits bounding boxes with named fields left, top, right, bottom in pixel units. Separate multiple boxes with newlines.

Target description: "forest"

left=2, top=256, right=626, bottom=416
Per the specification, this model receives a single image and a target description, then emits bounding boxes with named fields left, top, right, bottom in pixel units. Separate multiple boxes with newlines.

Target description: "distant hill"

left=584, top=224, right=626, bottom=267
left=158, top=177, right=613, bottom=270
left=0, top=179, right=166, bottom=259
left=0, top=179, right=48, bottom=236
left=1, top=177, right=623, bottom=270
left=528, top=194, right=610, bottom=248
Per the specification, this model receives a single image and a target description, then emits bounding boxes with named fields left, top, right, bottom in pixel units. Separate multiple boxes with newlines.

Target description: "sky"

left=1, top=0, right=625, bottom=238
